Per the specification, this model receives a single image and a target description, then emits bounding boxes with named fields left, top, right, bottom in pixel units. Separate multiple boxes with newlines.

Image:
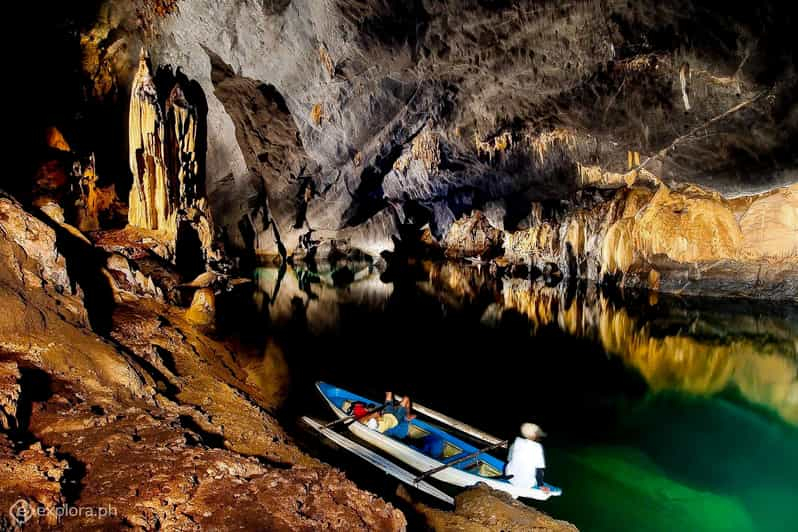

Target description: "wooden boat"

left=314, top=381, right=562, bottom=501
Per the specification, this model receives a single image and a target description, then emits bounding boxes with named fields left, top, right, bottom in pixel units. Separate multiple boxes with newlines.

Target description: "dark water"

left=230, top=259, right=798, bottom=532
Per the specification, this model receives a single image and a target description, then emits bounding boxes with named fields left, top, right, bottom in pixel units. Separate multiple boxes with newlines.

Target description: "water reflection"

left=496, top=278, right=798, bottom=425
left=254, top=260, right=392, bottom=334
left=252, top=260, right=798, bottom=426
left=243, top=259, right=797, bottom=532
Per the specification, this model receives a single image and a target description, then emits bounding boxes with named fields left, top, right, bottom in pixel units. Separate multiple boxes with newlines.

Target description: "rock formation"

left=409, top=483, right=579, bottom=532
left=127, top=49, right=221, bottom=270
left=185, top=287, right=215, bottom=326
left=62, top=0, right=796, bottom=301
left=128, top=49, right=173, bottom=233
left=0, top=194, right=406, bottom=530
left=497, top=182, right=798, bottom=299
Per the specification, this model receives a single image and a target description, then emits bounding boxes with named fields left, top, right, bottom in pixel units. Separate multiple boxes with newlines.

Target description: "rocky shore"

left=0, top=193, right=577, bottom=529
left=0, top=194, right=406, bottom=530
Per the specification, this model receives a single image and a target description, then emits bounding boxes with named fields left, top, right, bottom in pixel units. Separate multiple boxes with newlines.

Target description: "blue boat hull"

left=316, top=382, right=562, bottom=500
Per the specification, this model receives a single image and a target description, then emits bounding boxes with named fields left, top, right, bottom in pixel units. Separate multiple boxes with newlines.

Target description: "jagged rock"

left=0, top=361, right=20, bottom=430
left=407, top=483, right=578, bottom=532
left=500, top=183, right=798, bottom=300
left=0, top=195, right=89, bottom=326
left=442, top=211, right=503, bottom=259
left=103, top=253, right=165, bottom=303
left=1, top=436, right=68, bottom=529
left=91, top=225, right=174, bottom=261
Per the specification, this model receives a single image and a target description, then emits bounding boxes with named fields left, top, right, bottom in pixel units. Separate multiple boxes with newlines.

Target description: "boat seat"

left=455, top=457, right=503, bottom=478
left=406, top=424, right=429, bottom=439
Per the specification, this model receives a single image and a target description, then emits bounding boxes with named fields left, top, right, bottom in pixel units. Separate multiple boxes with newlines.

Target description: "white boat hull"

left=320, top=392, right=555, bottom=501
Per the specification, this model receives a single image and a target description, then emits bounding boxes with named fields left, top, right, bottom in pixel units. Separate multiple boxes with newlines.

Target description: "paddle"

left=413, top=439, right=508, bottom=484
left=322, top=403, right=387, bottom=429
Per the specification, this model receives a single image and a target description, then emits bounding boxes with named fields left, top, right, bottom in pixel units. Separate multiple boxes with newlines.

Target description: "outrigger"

left=303, top=382, right=561, bottom=504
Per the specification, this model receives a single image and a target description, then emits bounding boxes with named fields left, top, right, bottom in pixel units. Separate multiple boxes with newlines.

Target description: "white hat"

left=521, top=422, right=545, bottom=439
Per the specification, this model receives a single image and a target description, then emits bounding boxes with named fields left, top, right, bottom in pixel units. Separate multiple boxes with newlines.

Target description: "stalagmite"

left=166, top=81, right=223, bottom=266
left=126, top=50, right=223, bottom=269
left=128, top=49, right=175, bottom=234
left=186, top=287, right=216, bottom=326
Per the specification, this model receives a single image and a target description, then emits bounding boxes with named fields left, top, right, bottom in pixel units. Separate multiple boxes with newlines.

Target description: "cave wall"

left=81, top=0, right=794, bottom=258
left=15, top=0, right=798, bottom=264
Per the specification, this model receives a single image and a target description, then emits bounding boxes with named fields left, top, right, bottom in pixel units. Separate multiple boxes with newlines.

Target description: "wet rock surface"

left=410, top=483, right=578, bottom=532
left=0, top=196, right=406, bottom=530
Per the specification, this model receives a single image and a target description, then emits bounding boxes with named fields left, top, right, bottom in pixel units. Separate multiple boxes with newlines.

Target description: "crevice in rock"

left=57, top=450, right=87, bottom=505
left=135, top=351, right=180, bottom=398
left=178, top=414, right=225, bottom=448
left=8, top=366, right=53, bottom=450
left=48, top=217, right=115, bottom=333
left=343, top=142, right=406, bottom=227
left=154, top=345, right=178, bottom=376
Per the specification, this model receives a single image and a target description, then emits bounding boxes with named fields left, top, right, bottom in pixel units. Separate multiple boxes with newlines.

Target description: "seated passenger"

left=360, top=391, right=415, bottom=438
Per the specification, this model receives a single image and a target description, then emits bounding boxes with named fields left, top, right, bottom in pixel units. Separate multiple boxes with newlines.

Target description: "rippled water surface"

left=231, top=260, right=798, bottom=532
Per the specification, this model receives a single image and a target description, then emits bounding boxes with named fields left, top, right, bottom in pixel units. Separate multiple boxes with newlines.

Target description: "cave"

left=2, top=1, right=797, bottom=530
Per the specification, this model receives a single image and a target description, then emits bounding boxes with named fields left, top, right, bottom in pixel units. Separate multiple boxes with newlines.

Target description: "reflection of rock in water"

left=240, top=339, right=291, bottom=409
left=254, top=262, right=393, bottom=334
left=490, top=275, right=798, bottom=425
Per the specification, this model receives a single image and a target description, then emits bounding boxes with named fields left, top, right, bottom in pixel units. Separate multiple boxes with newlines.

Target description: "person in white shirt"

left=505, top=422, right=549, bottom=491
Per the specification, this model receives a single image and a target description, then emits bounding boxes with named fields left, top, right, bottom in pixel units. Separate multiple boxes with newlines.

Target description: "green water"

left=242, top=261, right=798, bottom=531
left=546, top=393, right=798, bottom=532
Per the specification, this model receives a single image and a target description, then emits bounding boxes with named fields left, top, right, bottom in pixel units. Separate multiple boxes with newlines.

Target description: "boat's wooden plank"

left=302, top=416, right=455, bottom=506
left=394, top=395, right=503, bottom=445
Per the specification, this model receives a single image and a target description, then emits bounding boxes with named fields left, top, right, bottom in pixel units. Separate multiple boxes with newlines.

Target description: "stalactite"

left=680, top=62, right=691, bottom=112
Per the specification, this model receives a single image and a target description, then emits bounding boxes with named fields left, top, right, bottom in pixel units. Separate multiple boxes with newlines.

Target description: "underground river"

left=225, top=259, right=798, bottom=532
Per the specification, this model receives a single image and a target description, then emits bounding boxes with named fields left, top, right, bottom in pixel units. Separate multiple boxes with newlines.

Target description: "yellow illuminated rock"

left=186, top=287, right=216, bottom=326
left=499, top=182, right=797, bottom=296
left=632, top=184, right=742, bottom=264
left=128, top=49, right=175, bottom=234
left=126, top=50, right=222, bottom=267
left=443, top=211, right=502, bottom=258
left=45, top=126, right=71, bottom=152
left=738, top=183, right=798, bottom=260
